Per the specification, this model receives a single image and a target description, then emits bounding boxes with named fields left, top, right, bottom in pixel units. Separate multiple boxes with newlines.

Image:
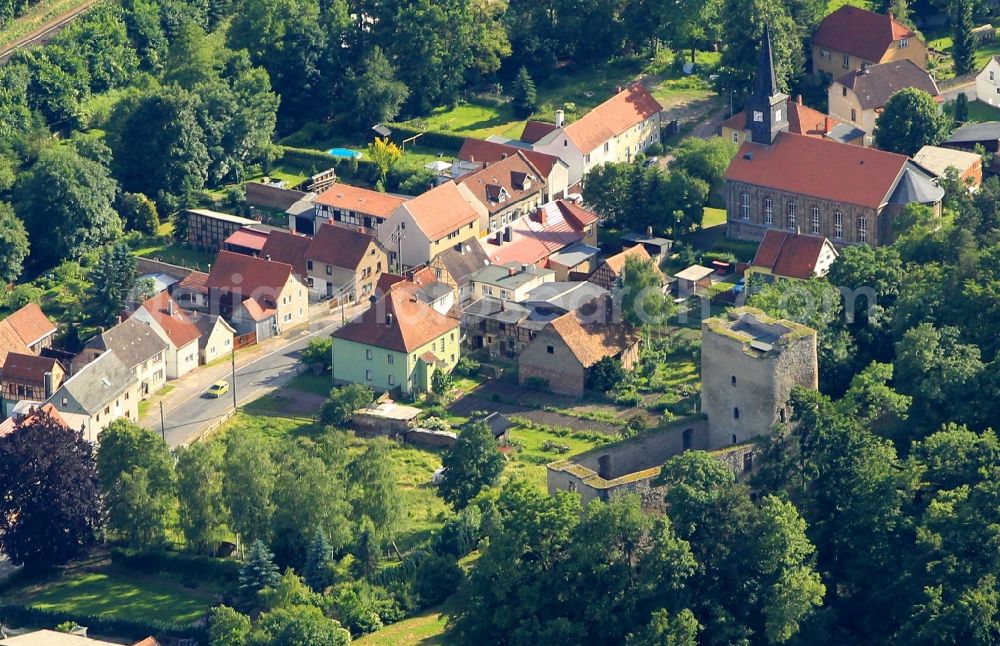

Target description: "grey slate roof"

left=836, top=59, right=939, bottom=110
left=469, top=263, right=554, bottom=290
left=48, top=351, right=137, bottom=415
left=547, top=243, right=601, bottom=268
left=523, top=281, right=609, bottom=313
left=889, top=163, right=945, bottom=205
left=826, top=123, right=866, bottom=144
left=83, top=319, right=167, bottom=370
left=462, top=297, right=530, bottom=324
left=944, top=121, right=1000, bottom=144
left=435, top=237, right=491, bottom=286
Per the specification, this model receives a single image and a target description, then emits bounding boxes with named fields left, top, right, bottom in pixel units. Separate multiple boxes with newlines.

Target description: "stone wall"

left=246, top=182, right=308, bottom=211
left=136, top=257, right=195, bottom=280
left=403, top=428, right=457, bottom=448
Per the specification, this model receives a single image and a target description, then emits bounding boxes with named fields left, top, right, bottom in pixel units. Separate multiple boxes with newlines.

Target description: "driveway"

left=142, top=306, right=361, bottom=447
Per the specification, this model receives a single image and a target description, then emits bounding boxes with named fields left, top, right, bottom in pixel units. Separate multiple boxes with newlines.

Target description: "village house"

left=456, top=138, right=570, bottom=201
left=173, top=270, right=209, bottom=310
left=943, top=121, right=1000, bottom=154
left=185, top=208, right=259, bottom=252
left=206, top=251, right=310, bottom=341
left=305, top=223, right=388, bottom=301
left=912, top=145, right=983, bottom=190
left=827, top=59, right=940, bottom=136
left=545, top=242, right=601, bottom=281
left=976, top=57, right=1000, bottom=107
left=308, top=183, right=408, bottom=233
left=46, top=350, right=140, bottom=442
left=223, top=226, right=272, bottom=256
left=0, top=403, right=70, bottom=437
left=532, top=83, right=663, bottom=186
left=812, top=5, right=926, bottom=81
left=259, top=230, right=312, bottom=282
left=479, top=199, right=599, bottom=270
left=190, top=312, right=236, bottom=364
left=674, top=265, right=715, bottom=298
left=131, top=292, right=201, bottom=379
left=724, top=27, right=943, bottom=247
left=518, top=309, right=640, bottom=397
left=1, top=353, right=64, bottom=416
left=0, top=304, right=58, bottom=370
left=468, top=263, right=555, bottom=302
left=74, top=319, right=168, bottom=397
left=588, top=244, right=659, bottom=291
left=458, top=152, right=547, bottom=234
left=377, top=181, right=487, bottom=271
left=720, top=95, right=865, bottom=146
left=748, top=230, right=839, bottom=281
left=429, top=238, right=492, bottom=303
left=332, top=282, right=460, bottom=395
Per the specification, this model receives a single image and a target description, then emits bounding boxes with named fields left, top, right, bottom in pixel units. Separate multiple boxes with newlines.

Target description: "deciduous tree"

left=0, top=202, right=29, bottom=283
left=874, top=88, right=951, bottom=156
left=177, top=441, right=226, bottom=554
left=438, top=420, right=504, bottom=509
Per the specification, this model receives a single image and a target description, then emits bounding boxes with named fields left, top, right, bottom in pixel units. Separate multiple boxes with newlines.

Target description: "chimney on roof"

left=328, top=217, right=334, bottom=225
left=386, top=313, right=394, bottom=327
left=535, top=208, right=547, bottom=226
left=495, top=231, right=503, bottom=246
left=265, top=254, right=272, bottom=261
left=615, top=85, right=623, bottom=94
left=508, top=266, right=517, bottom=277
left=646, top=225, right=653, bottom=237
left=503, top=227, right=512, bottom=243
left=797, top=95, right=803, bottom=105
left=825, top=116, right=833, bottom=133
left=167, top=299, right=174, bottom=317
left=555, top=110, right=565, bottom=128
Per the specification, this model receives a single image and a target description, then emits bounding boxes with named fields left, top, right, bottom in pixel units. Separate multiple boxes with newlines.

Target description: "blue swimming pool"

left=327, top=147, right=362, bottom=159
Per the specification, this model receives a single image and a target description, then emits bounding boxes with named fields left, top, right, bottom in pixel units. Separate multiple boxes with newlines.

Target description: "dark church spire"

left=745, top=23, right=789, bottom=146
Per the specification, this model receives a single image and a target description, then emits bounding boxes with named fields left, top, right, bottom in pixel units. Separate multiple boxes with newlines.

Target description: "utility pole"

left=231, top=347, right=237, bottom=411
left=159, top=401, right=166, bottom=441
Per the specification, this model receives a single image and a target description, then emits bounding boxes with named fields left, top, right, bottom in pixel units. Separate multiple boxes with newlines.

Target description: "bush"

left=319, top=384, right=375, bottom=427
left=435, top=506, right=483, bottom=557
left=646, top=142, right=665, bottom=156
left=384, top=126, right=464, bottom=151
left=110, top=547, right=240, bottom=587
left=454, top=356, right=481, bottom=378
left=588, top=356, right=627, bottom=393
left=414, top=555, right=463, bottom=607
left=301, top=338, right=332, bottom=372
left=0, top=604, right=208, bottom=643
left=611, top=385, right=642, bottom=407
left=625, top=414, right=647, bottom=436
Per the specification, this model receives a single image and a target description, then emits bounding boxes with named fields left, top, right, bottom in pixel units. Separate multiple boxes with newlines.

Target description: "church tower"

left=745, top=24, right=789, bottom=146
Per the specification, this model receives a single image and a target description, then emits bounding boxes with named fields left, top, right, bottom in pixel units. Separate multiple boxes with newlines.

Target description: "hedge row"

left=277, top=145, right=379, bottom=181
left=384, top=125, right=465, bottom=153
left=110, top=547, right=240, bottom=587
left=0, top=604, right=209, bottom=644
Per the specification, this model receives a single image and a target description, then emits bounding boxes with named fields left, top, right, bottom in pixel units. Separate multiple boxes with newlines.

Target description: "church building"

left=723, top=26, right=943, bottom=248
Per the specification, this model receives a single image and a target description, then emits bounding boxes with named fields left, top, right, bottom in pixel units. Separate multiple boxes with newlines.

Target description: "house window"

left=731, top=375, right=736, bottom=386
left=811, top=206, right=820, bottom=234
left=740, top=193, right=751, bottom=219
left=732, top=434, right=738, bottom=444
left=546, top=345, right=554, bottom=354
left=842, top=54, right=849, bottom=69
left=366, top=349, right=373, bottom=360
left=841, top=86, right=847, bottom=97
left=563, top=140, right=568, bottom=147
left=307, top=260, right=313, bottom=271
left=858, top=216, right=867, bottom=243
left=834, top=211, right=844, bottom=239
left=899, top=38, right=908, bottom=48
left=387, top=354, right=394, bottom=364
left=365, top=370, right=372, bottom=381
left=763, top=197, right=773, bottom=224
left=851, top=109, right=857, bottom=122
left=734, top=407, right=740, bottom=419
left=821, top=48, right=830, bottom=60
left=787, top=202, right=797, bottom=230
left=991, top=71, right=995, bottom=81
left=388, top=375, right=395, bottom=386
left=732, top=131, right=739, bottom=143
left=326, top=265, right=333, bottom=275
left=604, top=142, right=610, bottom=153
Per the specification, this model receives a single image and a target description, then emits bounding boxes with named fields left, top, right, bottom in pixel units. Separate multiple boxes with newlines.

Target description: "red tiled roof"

left=520, top=120, right=558, bottom=144
left=5, top=303, right=56, bottom=347
left=139, top=292, right=202, bottom=349
left=724, top=132, right=908, bottom=209
left=458, top=139, right=562, bottom=178
left=603, top=244, right=651, bottom=275
left=0, top=403, right=70, bottom=438
left=377, top=273, right=407, bottom=294
left=545, top=311, right=639, bottom=369
left=723, top=101, right=847, bottom=139
left=0, top=321, right=29, bottom=369
left=0, top=352, right=59, bottom=385
left=458, top=152, right=546, bottom=215
left=813, top=5, right=917, bottom=63
left=306, top=223, right=380, bottom=271
left=224, top=228, right=269, bottom=252
left=751, top=230, right=835, bottom=279
left=479, top=199, right=595, bottom=266
left=314, top=183, right=406, bottom=217
left=241, top=297, right=276, bottom=321
left=207, top=250, right=294, bottom=294
left=401, top=181, right=481, bottom=241
left=0, top=417, right=13, bottom=437
left=260, top=230, right=311, bottom=277
left=178, top=271, right=209, bottom=294
left=333, top=282, right=459, bottom=353
left=563, top=83, right=662, bottom=154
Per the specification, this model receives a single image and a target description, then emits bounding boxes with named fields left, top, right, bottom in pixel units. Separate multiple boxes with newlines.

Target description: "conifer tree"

left=303, top=529, right=333, bottom=592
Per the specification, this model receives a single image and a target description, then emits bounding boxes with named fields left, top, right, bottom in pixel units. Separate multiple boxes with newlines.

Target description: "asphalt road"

left=150, top=319, right=342, bottom=448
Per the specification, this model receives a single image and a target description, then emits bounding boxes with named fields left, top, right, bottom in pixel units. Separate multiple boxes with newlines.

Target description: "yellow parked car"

left=205, top=380, right=230, bottom=398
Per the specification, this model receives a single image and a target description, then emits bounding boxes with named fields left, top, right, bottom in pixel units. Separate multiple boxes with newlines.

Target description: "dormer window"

left=898, top=38, right=908, bottom=48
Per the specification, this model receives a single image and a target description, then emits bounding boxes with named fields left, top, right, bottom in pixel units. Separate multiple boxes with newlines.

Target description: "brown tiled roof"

left=814, top=5, right=916, bottom=62
left=5, top=303, right=56, bottom=347
left=545, top=311, right=638, bottom=368
left=178, top=271, right=209, bottom=294
left=377, top=273, right=407, bottom=294
left=751, top=230, right=835, bottom=279
left=0, top=321, right=29, bottom=369
left=207, top=250, right=295, bottom=297
left=836, top=59, right=939, bottom=110
left=459, top=152, right=546, bottom=214
left=0, top=352, right=58, bottom=385
left=306, top=223, right=380, bottom=271
left=432, top=238, right=490, bottom=286
left=333, top=282, right=459, bottom=353
left=603, top=244, right=651, bottom=275
left=314, top=183, right=406, bottom=217
left=563, top=83, right=662, bottom=154
left=3, top=403, right=70, bottom=435
left=260, top=230, right=311, bottom=277
left=139, top=292, right=202, bottom=349
left=225, top=228, right=269, bottom=252
left=722, top=101, right=846, bottom=139
left=458, top=139, right=563, bottom=178
left=401, top=181, right=481, bottom=241
left=520, top=120, right=558, bottom=143
left=725, top=131, right=908, bottom=209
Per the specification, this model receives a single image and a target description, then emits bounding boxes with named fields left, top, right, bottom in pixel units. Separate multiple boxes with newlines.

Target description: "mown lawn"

left=129, top=221, right=215, bottom=271
left=286, top=372, right=334, bottom=397
left=18, top=569, right=214, bottom=625
left=355, top=606, right=449, bottom=646
left=703, top=207, right=727, bottom=228
left=967, top=100, right=1000, bottom=123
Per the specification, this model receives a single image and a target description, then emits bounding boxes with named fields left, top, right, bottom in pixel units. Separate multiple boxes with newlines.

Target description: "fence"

left=233, top=331, right=257, bottom=350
